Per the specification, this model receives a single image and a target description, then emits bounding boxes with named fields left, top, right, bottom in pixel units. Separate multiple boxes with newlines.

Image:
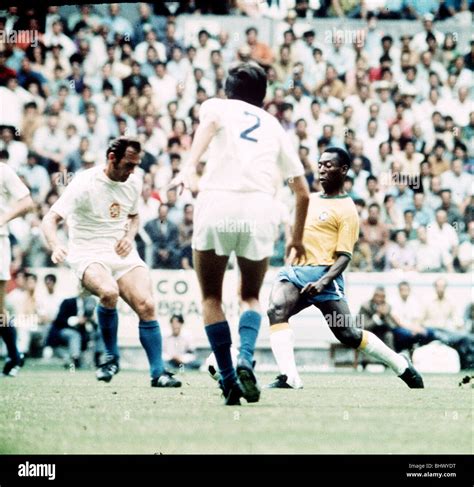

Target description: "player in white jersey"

left=172, top=63, right=310, bottom=405
left=0, top=163, right=33, bottom=376
left=41, top=137, right=181, bottom=387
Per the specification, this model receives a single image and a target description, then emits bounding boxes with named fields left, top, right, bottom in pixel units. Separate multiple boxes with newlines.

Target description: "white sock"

left=359, top=330, right=408, bottom=375
left=270, top=325, right=301, bottom=381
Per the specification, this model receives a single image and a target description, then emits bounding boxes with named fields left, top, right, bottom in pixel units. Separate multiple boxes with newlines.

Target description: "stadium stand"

left=0, top=2, right=472, bottom=368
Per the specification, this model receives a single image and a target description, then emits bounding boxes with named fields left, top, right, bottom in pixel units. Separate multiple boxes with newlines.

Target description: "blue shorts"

left=277, top=265, right=346, bottom=304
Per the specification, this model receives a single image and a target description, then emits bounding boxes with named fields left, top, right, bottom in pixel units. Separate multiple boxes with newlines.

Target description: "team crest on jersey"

left=319, top=211, right=329, bottom=221
left=109, top=202, right=121, bottom=219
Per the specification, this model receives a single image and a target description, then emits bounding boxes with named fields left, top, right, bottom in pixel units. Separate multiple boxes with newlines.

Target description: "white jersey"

left=50, top=165, right=142, bottom=249
left=198, top=98, right=304, bottom=195
left=0, top=162, right=30, bottom=237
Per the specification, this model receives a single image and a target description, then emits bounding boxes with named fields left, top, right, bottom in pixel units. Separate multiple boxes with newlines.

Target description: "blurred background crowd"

left=0, top=2, right=472, bottom=276
left=0, top=1, right=472, bottom=369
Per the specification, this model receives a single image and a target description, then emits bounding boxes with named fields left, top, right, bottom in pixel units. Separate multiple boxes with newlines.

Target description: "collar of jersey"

left=319, top=193, right=350, bottom=199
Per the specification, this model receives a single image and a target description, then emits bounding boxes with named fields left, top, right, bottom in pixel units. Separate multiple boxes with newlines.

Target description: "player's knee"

left=267, top=302, right=288, bottom=324
left=135, top=297, right=156, bottom=320
left=99, top=286, right=119, bottom=308
left=337, top=327, right=362, bottom=349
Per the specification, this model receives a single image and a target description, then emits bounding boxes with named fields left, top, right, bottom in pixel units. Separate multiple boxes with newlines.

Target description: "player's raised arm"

left=287, top=175, right=310, bottom=263
left=41, top=210, right=68, bottom=264
left=169, top=103, right=218, bottom=192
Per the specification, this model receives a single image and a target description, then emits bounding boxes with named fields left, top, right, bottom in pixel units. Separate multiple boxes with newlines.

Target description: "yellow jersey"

left=301, top=192, right=359, bottom=266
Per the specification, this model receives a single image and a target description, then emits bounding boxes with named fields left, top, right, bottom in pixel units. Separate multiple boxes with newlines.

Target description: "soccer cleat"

left=398, top=356, right=424, bottom=389
left=266, top=374, right=304, bottom=389
left=2, top=354, right=25, bottom=377
left=96, top=358, right=120, bottom=383
left=220, top=381, right=243, bottom=406
left=151, top=371, right=182, bottom=388
left=236, top=357, right=261, bottom=403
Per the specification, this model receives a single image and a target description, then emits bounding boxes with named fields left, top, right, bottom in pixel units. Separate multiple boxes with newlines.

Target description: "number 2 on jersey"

left=240, top=111, right=260, bottom=143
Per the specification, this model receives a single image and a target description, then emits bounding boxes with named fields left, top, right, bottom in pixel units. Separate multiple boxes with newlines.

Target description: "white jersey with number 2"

left=197, top=98, right=304, bottom=195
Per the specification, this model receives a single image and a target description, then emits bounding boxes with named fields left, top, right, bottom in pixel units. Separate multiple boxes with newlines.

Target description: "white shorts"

left=0, top=236, right=11, bottom=281
left=192, top=190, right=279, bottom=261
left=67, top=244, right=147, bottom=281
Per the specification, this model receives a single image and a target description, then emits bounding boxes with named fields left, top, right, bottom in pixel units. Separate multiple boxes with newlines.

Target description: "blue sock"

left=238, top=310, right=261, bottom=362
left=139, top=320, right=164, bottom=379
left=205, top=321, right=237, bottom=387
left=97, top=305, right=119, bottom=360
left=0, top=319, right=21, bottom=362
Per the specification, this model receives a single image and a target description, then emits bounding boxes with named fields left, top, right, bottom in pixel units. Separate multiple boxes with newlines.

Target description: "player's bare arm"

left=169, top=115, right=217, bottom=191
left=287, top=175, right=309, bottom=264
left=301, top=253, right=351, bottom=297
left=41, top=210, right=67, bottom=264
left=0, top=195, right=34, bottom=227
left=115, top=213, right=140, bottom=257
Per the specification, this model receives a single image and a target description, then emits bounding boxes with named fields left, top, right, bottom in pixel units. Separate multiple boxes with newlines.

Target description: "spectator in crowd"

left=359, top=203, right=389, bottom=271
left=358, top=287, right=396, bottom=349
left=0, top=4, right=471, bottom=284
left=245, top=26, right=274, bottom=67
left=419, top=278, right=474, bottom=369
left=46, top=289, right=101, bottom=369
left=163, top=314, right=201, bottom=371
left=458, top=220, right=474, bottom=273
left=144, top=203, right=181, bottom=269
left=6, top=272, right=46, bottom=355
left=421, top=278, right=462, bottom=332
left=385, top=230, right=417, bottom=271
left=464, top=303, right=474, bottom=335
left=390, top=281, right=438, bottom=352
left=412, top=225, right=447, bottom=272
left=426, top=208, right=459, bottom=265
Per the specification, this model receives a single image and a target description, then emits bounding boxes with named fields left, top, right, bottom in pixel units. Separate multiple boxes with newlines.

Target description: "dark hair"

left=398, top=280, right=410, bottom=288
left=103, top=80, right=114, bottom=92
left=224, top=63, right=267, bottom=107
left=170, top=314, right=184, bottom=324
left=368, top=203, right=380, bottom=211
left=317, top=136, right=331, bottom=148
left=45, top=274, right=57, bottom=283
left=323, top=147, right=352, bottom=168
left=367, top=175, right=377, bottom=183
left=106, top=137, right=141, bottom=162
left=245, top=26, right=257, bottom=36
left=167, top=137, right=181, bottom=148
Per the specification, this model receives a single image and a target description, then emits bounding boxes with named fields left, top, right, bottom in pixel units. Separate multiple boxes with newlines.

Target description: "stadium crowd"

left=0, top=3, right=472, bottom=374
left=0, top=3, right=472, bottom=278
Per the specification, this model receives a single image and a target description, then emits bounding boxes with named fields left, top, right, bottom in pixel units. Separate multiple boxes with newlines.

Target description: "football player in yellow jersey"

left=267, top=148, right=424, bottom=389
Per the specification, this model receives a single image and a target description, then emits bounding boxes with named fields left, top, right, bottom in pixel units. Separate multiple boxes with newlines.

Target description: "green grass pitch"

left=1, top=365, right=471, bottom=454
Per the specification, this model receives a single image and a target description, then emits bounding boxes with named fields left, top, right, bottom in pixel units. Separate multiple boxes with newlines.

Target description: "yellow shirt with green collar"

left=302, top=192, right=359, bottom=266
